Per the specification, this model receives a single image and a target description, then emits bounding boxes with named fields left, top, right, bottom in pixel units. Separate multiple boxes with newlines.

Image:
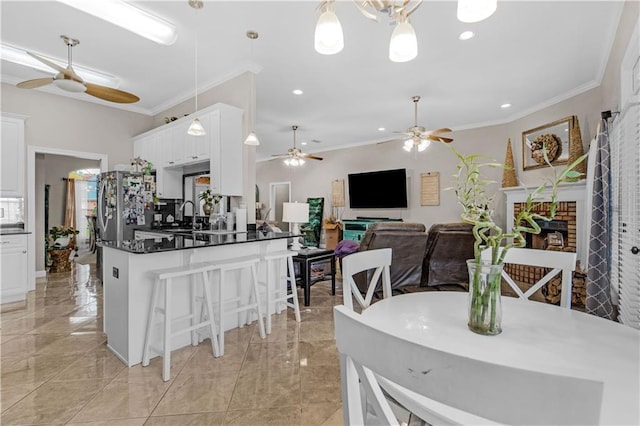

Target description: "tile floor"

left=0, top=253, right=347, bottom=425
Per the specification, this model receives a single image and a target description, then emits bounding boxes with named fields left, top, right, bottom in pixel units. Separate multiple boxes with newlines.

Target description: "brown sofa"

left=354, top=222, right=428, bottom=293
left=420, top=222, right=475, bottom=287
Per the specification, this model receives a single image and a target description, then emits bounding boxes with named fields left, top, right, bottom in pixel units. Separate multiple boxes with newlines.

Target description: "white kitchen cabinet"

left=132, top=103, right=243, bottom=198
left=1, top=115, right=25, bottom=197
left=208, top=104, right=243, bottom=196
left=0, top=234, right=28, bottom=304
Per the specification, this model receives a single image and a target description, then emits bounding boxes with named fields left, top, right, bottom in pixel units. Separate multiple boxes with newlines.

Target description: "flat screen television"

left=348, top=168, right=408, bottom=208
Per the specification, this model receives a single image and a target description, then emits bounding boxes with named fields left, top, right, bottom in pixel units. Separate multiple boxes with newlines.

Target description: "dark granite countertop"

left=0, top=228, right=31, bottom=235
left=100, top=231, right=295, bottom=254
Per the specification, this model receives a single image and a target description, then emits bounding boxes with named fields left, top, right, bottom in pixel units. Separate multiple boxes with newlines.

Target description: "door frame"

left=27, top=146, right=108, bottom=289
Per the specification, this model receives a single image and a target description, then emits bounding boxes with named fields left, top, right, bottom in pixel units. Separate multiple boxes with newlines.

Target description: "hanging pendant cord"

left=194, top=35, right=198, bottom=113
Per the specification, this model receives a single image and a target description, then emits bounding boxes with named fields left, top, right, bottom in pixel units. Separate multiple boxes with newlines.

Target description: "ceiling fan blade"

left=85, top=83, right=139, bottom=104
left=428, top=135, right=454, bottom=143
left=426, top=128, right=452, bottom=135
left=26, top=51, right=82, bottom=82
left=302, top=153, right=323, bottom=161
left=17, top=77, right=54, bottom=89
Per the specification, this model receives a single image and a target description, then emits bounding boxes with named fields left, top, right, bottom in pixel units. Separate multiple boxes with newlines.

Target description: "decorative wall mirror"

left=522, top=116, right=574, bottom=171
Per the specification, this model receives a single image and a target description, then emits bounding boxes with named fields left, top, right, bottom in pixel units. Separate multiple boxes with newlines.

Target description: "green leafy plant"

left=198, top=189, right=221, bottom=205
left=48, top=225, right=79, bottom=247
left=451, top=145, right=587, bottom=334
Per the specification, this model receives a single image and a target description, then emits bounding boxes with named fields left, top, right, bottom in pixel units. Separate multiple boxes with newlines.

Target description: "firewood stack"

left=543, top=262, right=587, bottom=308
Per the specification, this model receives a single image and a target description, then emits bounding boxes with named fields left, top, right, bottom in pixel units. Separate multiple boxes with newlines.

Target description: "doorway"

left=27, top=146, right=107, bottom=289
left=269, top=181, right=291, bottom=231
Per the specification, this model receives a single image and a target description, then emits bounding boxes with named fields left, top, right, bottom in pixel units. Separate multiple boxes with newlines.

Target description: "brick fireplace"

left=503, top=182, right=588, bottom=308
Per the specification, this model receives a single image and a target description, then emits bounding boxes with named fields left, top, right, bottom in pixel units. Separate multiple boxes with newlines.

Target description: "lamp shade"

left=314, top=10, right=344, bottom=55
left=187, top=118, right=206, bottom=136
left=457, top=0, right=497, bottom=23
left=282, top=202, right=309, bottom=224
left=389, top=21, right=417, bottom=63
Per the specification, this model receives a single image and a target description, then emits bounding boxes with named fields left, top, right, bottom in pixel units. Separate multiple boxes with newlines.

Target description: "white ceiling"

left=0, top=1, right=623, bottom=161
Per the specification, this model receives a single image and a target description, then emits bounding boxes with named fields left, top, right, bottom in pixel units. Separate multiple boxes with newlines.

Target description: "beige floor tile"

left=224, top=407, right=302, bottom=425
left=1, top=378, right=111, bottom=425
left=298, top=340, right=339, bottom=368
left=0, top=315, right=54, bottom=334
left=299, top=321, right=336, bottom=342
left=70, top=376, right=171, bottom=422
left=145, top=412, right=225, bottom=425
left=305, top=296, right=342, bottom=308
left=301, top=364, right=342, bottom=405
left=301, top=403, right=344, bottom=426
left=113, top=344, right=197, bottom=382
left=251, top=321, right=299, bottom=344
left=293, top=306, right=335, bottom=322
left=66, top=418, right=147, bottom=426
left=51, top=347, right=126, bottom=380
left=152, top=369, right=238, bottom=416
left=182, top=341, right=245, bottom=373
left=241, top=341, right=299, bottom=372
left=1, top=380, right=46, bottom=413
left=0, top=333, right=63, bottom=359
left=2, top=353, right=80, bottom=386
left=35, top=332, right=106, bottom=355
left=30, top=316, right=94, bottom=334
left=229, top=365, right=301, bottom=410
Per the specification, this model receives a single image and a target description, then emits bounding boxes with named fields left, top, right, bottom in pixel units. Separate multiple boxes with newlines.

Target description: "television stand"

left=342, top=218, right=403, bottom=242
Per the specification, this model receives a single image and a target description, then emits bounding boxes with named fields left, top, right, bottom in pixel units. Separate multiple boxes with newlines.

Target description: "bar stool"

left=209, top=255, right=266, bottom=355
left=142, top=262, right=220, bottom=382
left=260, top=250, right=301, bottom=334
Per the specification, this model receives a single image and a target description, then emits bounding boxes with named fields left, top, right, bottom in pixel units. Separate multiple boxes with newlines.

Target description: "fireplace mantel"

left=501, top=181, right=588, bottom=265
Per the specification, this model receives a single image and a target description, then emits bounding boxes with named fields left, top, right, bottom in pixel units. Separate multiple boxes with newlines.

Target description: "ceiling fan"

left=16, top=35, right=139, bottom=104
left=272, top=125, right=323, bottom=166
left=381, top=95, right=453, bottom=152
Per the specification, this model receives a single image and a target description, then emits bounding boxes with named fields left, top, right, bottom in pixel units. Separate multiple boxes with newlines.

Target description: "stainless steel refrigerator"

left=96, top=170, right=156, bottom=278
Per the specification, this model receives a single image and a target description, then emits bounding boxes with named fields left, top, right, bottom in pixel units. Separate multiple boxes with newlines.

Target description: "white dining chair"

left=334, top=305, right=604, bottom=426
left=342, top=248, right=392, bottom=311
left=481, top=247, right=577, bottom=309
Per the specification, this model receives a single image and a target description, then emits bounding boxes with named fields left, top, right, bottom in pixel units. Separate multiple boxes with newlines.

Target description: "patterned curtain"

left=586, top=119, right=615, bottom=319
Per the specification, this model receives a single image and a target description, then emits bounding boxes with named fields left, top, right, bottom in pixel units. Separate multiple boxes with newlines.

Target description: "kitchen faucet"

left=179, top=200, right=196, bottom=230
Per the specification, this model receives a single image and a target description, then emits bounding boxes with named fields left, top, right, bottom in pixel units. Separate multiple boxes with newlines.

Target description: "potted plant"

left=451, top=147, right=586, bottom=335
left=48, top=225, right=79, bottom=248
left=198, top=189, right=221, bottom=216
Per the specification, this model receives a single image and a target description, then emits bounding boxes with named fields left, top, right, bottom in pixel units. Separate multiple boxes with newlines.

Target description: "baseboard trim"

left=36, top=270, right=47, bottom=278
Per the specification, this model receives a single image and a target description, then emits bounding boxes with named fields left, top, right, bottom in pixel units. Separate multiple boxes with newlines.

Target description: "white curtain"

left=74, top=180, right=90, bottom=250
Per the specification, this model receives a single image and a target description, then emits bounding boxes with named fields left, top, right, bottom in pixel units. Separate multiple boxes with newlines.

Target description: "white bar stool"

left=142, top=262, right=220, bottom=382
left=260, top=250, right=301, bottom=334
left=210, top=255, right=266, bottom=355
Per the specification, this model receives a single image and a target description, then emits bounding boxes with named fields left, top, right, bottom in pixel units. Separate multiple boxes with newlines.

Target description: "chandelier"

left=314, top=0, right=497, bottom=62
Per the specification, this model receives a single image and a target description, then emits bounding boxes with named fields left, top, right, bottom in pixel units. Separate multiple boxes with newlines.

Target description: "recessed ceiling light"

left=500, top=103, right=512, bottom=109
left=378, top=127, right=386, bottom=131
left=1, top=42, right=119, bottom=87
left=292, top=89, right=303, bottom=95
left=301, top=141, right=307, bottom=145
left=458, top=31, right=475, bottom=41
left=56, top=0, right=177, bottom=45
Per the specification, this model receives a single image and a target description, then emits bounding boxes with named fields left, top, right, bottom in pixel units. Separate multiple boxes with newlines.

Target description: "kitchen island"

left=101, top=231, right=294, bottom=366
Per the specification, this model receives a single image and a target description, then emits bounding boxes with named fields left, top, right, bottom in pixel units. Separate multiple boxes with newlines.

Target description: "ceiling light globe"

left=53, top=78, right=86, bottom=93
left=457, top=0, right=497, bottom=23
left=244, top=131, right=260, bottom=145
left=403, top=139, right=414, bottom=149
left=314, top=10, right=344, bottom=55
left=389, top=21, right=417, bottom=63
left=299, top=158, right=306, bottom=165
left=187, top=118, right=206, bottom=136
left=418, top=139, right=430, bottom=152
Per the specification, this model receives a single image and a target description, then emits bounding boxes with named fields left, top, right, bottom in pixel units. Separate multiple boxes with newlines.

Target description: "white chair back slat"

left=481, top=247, right=577, bottom=308
left=342, top=248, right=392, bottom=310
left=334, top=306, right=604, bottom=426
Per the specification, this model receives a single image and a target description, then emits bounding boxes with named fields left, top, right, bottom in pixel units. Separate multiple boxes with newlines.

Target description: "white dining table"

left=359, top=292, right=640, bottom=425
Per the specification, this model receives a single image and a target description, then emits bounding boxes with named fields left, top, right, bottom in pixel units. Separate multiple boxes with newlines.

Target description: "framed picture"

left=522, top=116, right=573, bottom=171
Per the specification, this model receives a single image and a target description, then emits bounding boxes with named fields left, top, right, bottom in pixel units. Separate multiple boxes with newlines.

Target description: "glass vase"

left=467, top=259, right=503, bottom=335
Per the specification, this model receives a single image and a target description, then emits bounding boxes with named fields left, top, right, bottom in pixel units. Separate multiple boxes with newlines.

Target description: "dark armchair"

left=420, top=222, right=475, bottom=288
left=354, top=222, right=428, bottom=293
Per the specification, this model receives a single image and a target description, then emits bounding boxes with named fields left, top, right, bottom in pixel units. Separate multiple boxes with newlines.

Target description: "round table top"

left=360, top=291, right=640, bottom=425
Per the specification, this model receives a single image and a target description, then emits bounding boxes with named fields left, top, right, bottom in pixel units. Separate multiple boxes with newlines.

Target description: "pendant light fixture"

left=314, top=0, right=344, bottom=55
left=187, top=0, right=205, bottom=136
left=457, top=0, right=497, bottom=23
left=244, top=30, right=260, bottom=146
left=388, top=11, right=417, bottom=63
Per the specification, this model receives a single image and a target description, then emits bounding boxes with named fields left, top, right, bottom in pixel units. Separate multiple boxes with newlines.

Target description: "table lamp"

left=282, top=202, right=309, bottom=251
